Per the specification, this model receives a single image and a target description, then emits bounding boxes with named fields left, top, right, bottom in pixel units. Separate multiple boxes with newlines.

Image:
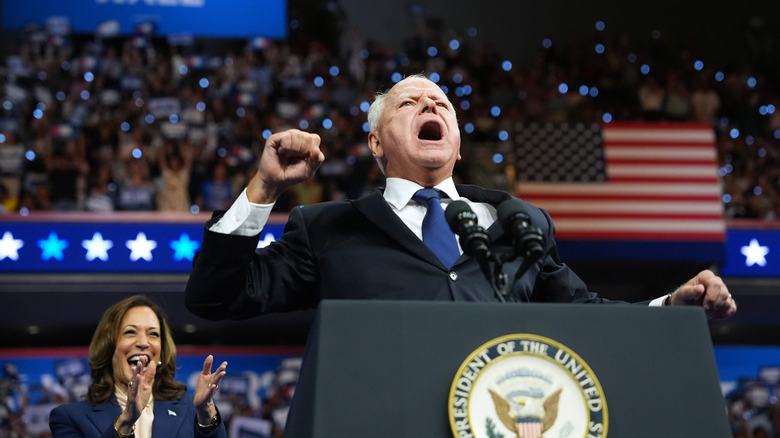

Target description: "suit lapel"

left=85, top=401, right=121, bottom=435
left=153, top=399, right=187, bottom=437
left=350, top=186, right=513, bottom=267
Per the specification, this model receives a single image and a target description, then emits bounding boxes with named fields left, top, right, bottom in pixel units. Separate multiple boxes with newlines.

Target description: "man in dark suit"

left=185, top=73, right=736, bottom=319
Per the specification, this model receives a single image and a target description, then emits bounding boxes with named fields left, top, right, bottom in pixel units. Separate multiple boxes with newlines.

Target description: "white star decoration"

left=257, top=233, right=276, bottom=249
left=741, top=238, right=769, bottom=267
left=82, top=232, right=114, bottom=261
left=126, top=232, right=157, bottom=262
left=0, top=231, right=24, bottom=261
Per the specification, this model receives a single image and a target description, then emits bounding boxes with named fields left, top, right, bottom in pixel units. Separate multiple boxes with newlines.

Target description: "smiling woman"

left=49, top=295, right=229, bottom=438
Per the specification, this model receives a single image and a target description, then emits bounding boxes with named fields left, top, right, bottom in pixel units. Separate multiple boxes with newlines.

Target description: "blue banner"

left=1, top=0, right=287, bottom=39
left=0, top=217, right=284, bottom=273
left=721, top=228, right=780, bottom=277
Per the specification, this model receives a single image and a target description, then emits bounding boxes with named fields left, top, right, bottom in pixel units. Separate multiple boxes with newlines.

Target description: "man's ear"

left=368, top=132, right=383, bottom=158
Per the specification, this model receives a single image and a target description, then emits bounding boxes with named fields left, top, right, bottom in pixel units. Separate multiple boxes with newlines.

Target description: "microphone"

left=497, top=199, right=544, bottom=261
left=445, top=200, right=490, bottom=260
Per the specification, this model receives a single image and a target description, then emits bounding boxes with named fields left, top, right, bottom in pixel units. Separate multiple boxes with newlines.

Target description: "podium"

left=284, top=300, right=730, bottom=438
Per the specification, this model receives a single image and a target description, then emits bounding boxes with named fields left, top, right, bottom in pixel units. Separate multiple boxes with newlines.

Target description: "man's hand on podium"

left=669, top=269, right=737, bottom=320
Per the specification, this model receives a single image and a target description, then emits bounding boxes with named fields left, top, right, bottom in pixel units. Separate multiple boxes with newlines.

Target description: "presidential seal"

left=448, top=334, right=608, bottom=438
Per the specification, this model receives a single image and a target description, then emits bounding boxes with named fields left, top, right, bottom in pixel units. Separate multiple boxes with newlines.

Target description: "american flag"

left=514, top=122, right=725, bottom=241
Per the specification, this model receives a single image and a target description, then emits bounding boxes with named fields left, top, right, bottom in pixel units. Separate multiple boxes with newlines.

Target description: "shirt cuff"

left=208, top=188, right=274, bottom=236
left=648, top=296, right=667, bottom=307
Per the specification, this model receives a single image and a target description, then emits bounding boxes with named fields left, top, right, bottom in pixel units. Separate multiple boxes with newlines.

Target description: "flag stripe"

left=515, top=122, right=725, bottom=242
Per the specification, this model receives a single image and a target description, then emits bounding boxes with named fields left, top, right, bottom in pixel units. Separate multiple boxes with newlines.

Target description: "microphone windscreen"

left=445, top=200, right=474, bottom=231
left=497, top=198, right=529, bottom=229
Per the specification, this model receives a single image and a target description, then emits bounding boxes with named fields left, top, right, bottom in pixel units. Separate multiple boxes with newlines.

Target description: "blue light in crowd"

left=196, top=101, right=206, bottom=112
left=427, top=46, right=438, bottom=57
left=640, top=64, right=650, bottom=75
left=694, top=60, right=704, bottom=71
left=498, top=130, right=509, bottom=141
left=746, top=136, right=754, bottom=145
left=429, top=72, right=441, bottom=83
left=84, top=72, right=95, bottom=82
left=80, top=90, right=90, bottom=100
left=25, top=151, right=35, bottom=161
left=490, top=106, right=501, bottom=117
left=61, top=61, right=71, bottom=71
left=590, top=87, right=599, bottom=97
left=178, top=65, right=188, bottom=75
left=775, top=129, right=780, bottom=139
left=464, top=123, right=475, bottom=133
left=262, top=129, right=272, bottom=139
left=322, top=118, right=333, bottom=129
left=329, top=66, right=339, bottom=76
left=190, top=205, right=200, bottom=214
left=2, top=101, right=11, bottom=110
left=453, top=73, right=463, bottom=84
left=722, top=193, right=732, bottom=203
left=169, top=114, right=179, bottom=123
left=199, top=78, right=209, bottom=88
left=350, top=106, right=359, bottom=116
left=362, top=122, right=370, bottom=132
left=217, top=147, right=227, bottom=157
left=541, top=38, right=552, bottom=49
left=730, top=128, right=740, bottom=139
left=502, top=60, right=512, bottom=71
left=595, top=21, right=606, bottom=31
left=298, top=120, right=309, bottom=130
left=359, top=49, right=369, bottom=59
left=460, top=100, right=471, bottom=110
left=594, top=44, right=605, bottom=54
left=37, top=71, right=47, bottom=81
left=493, top=153, right=504, bottom=164
left=449, top=39, right=460, bottom=50
left=463, top=85, right=472, bottom=95
left=467, top=27, right=477, bottom=37
left=602, top=112, right=613, bottom=123
left=455, top=87, right=465, bottom=97
left=360, top=101, right=370, bottom=112
left=719, top=117, right=730, bottom=127
left=754, top=186, right=763, bottom=196
left=758, top=148, right=767, bottom=158
left=760, top=105, right=776, bottom=115
left=558, top=83, right=569, bottom=94
left=391, top=72, right=403, bottom=83
left=719, top=164, right=733, bottom=176
left=313, top=76, right=324, bottom=87
left=120, top=122, right=130, bottom=132
left=33, top=109, right=43, bottom=119
left=56, top=91, right=66, bottom=101
left=747, top=77, right=757, bottom=88
left=715, top=71, right=725, bottom=82
left=132, top=148, right=142, bottom=159
left=144, top=114, right=154, bottom=124
left=0, top=134, right=4, bottom=143
left=579, top=85, right=589, bottom=96
left=236, top=108, right=246, bottom=117
left=627, top=53, right=637, bottom=63
left=440, top=85, right=449, bottom=94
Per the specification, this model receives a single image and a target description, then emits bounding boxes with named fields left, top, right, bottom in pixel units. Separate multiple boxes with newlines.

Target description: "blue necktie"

left=413, top=188, right=460, bottom=268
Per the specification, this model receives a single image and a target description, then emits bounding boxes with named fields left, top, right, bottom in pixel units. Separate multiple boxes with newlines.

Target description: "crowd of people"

left=0, top=7, right=777, bottom=219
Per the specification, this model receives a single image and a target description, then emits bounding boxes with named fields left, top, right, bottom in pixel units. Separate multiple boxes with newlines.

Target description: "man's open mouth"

left=418, top=122, right=443, bottom=141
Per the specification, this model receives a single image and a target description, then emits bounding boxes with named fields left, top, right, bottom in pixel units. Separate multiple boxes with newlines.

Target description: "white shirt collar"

left=383, top=177, right=460, bottom=210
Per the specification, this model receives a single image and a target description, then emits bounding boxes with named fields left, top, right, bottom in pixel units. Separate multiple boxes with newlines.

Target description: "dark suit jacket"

left=49, top=393, right=227, bottom=438
left=185, top=184, right=611, bottom=321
